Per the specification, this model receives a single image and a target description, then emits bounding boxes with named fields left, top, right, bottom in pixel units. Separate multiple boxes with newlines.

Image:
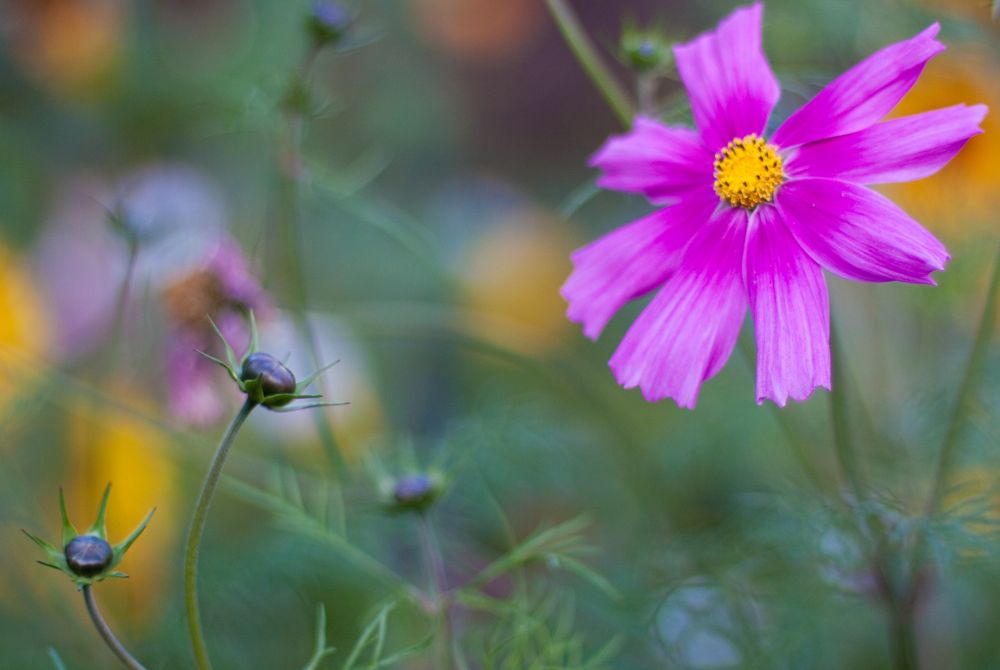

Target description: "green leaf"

left=462, top=516, right=593, bottom=592
left=86, top=483, right=112, bottom=539
left=47, top=647, right=68, bottom=670
left=342, top=602, right=395, bottom=670
left=300, top=604, right=335, bottom=670
left=551, top=555, right=621, bottom=602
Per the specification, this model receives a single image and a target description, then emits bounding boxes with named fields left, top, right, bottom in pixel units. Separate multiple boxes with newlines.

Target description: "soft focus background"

left=1, top=0, right=998, bottom=668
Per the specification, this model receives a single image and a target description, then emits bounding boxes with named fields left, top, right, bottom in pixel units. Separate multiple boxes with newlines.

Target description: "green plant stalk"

left=925, top=244, right=1000, bottom=515
left=82, top=585, right=148, bottom=670
left=417, top=514, right=467, bottom=670
left=183, top=398, right=256, bottom=670
left=736, top=333, right=827, bottom=492
left=275, top=46, right=348, bottom=477
left=829, top=324, right=866, bottom=503
left=544, top=0, right=635, bottom=127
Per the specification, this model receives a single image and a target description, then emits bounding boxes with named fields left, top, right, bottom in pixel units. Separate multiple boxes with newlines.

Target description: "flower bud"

left=308, top=1, right=353, bottom=46
left=64, top=535, right=113, bottom=578
left=391, top=473, right=441, bottom=512
left=241, top=352, right=297, bottom=405
left=620, top=27, right=671, bottom=73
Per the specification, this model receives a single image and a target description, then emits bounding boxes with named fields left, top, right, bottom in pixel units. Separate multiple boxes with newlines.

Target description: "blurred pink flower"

left=563, top=3, right=985, bottom=408
left=161, top=238, right=272, bottom=426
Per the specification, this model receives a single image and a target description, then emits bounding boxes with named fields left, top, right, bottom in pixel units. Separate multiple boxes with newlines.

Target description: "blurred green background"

left=1, top=0, right=999, bottom=667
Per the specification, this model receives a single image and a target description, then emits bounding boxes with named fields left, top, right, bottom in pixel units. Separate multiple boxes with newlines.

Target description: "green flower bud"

left=620, top=26, right=672, bottom=73
left=308, top=1, right=353, bottom=47
left=388, top=472, right=443, bottom=513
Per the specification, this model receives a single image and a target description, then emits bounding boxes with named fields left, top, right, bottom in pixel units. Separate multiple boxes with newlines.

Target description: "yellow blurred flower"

left=66, top=385, right=178, bottom=628
left=7, top=0, right=125, bottom=98
left=881, top=49, right=999, bottom=237
left=458, top=208, right=575, bottom=355
left=0, top=243, right=51, bottom=419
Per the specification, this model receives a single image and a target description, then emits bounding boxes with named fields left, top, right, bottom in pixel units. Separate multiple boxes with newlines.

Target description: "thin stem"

left=82, top=585, right=148, bottom=670
left=274, top=44, right=348, bottom=477
left=830, top=324, right=866, bottom=503
left=417, top=514, right=467, bottom=670
left=736, top=333, right=827, bottom=492
left=544, top=0, right=635, bottom=127
left=889, top=603, right=917, bottom=670
left=183, top=398, right=256, bottom=670
left=925, top=244, right=1000, bottom=516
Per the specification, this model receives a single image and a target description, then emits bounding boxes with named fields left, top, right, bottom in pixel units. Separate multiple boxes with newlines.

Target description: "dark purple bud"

left=65, top=536, right=113, bottom=578
left=241, top=352, right=297, bottom=402
left=392, top=473, right=438, bottom=511
left=309, top=1, right=353, bottom=46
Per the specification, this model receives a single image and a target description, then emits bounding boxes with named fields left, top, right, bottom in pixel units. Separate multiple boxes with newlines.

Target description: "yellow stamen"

left=712, top=134, right=784, bottom=209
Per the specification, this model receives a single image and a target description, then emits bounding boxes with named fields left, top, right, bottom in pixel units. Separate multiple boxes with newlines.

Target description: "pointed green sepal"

left=37, top=561, right=66, bottom=573
left=295, top=359, right=340, bottom=392
left=270, top=401, right=349, bottom=414
left=112, top=507, right=156, bottom=566
left=22, top=529, right=61, bottom=557
left=58, top=489, right=77, bottom=548
left=196, top=349, right=241, bottom=384
left=244, top=309, right=260, bottom=364
left=207, top=315, right=240, bottom=371
left=86, top=483, right=112, bottom=539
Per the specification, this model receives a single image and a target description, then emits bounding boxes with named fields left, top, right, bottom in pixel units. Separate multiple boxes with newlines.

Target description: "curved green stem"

left=183, top=398, right=256, bottom=670
left=544, top=0, right=635, bottom=127
left=82, top=585, right=148, bottom=670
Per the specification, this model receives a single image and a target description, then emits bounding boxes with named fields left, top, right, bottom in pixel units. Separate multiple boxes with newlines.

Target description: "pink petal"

left=777, top=178, right=949, bottom=284
left=785, top=104, right=987, bottom=184
left=589, top=116, right=711, bottom=204
left=608, top=206, right=748, bottom=408
left=673, top=2, right=780, bottom=153
left=773, top=24, right=944, bottom=148
left=563, top=190, right=719, bottom=339
left=745, top=205, right=830, bottom=406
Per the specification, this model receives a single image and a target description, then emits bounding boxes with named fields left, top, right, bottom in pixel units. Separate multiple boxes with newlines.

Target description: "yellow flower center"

left=712, top=134, right=784, bottom=209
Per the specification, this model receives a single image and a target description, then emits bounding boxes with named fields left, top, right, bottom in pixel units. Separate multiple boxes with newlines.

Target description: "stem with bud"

left=82, top=585, right=148, bottom=670
left=182, top=398, right=256, bottom=670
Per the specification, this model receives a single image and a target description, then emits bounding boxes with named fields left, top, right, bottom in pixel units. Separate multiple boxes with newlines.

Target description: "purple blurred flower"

left=162, top=238, right=272, bottom=425
left=563, top=3, right=986, bottom=408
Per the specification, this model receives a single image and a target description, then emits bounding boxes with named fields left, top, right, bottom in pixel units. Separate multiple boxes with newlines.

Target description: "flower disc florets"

left=712, top=134, right=784, bottom=209
left=23, top=485, right=154, bottom=587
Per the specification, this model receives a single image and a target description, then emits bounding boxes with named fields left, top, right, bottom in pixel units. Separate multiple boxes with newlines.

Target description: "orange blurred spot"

left=409, top=0, right=545, bottom=64
left=459, top=209, right=575, bottom=354
left=8, top=0, right=124, bottom=97
left=882, top=49, right=1000, bottom=237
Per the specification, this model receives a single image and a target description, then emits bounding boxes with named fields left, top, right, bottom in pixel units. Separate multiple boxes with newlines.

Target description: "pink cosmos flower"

left=562, top=3, right=986, bottom=408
